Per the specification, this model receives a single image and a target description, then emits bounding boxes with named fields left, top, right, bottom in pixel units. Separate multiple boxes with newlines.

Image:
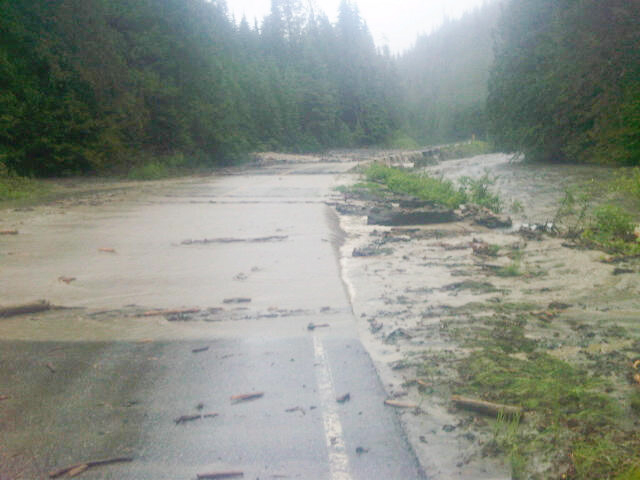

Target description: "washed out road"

left=0, top=160, right=424, bottom=479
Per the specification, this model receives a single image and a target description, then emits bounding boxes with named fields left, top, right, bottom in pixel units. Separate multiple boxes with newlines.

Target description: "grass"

left=0, top=173, right=51, bottom=204
left=365, top=163, right=466, bottom=208
left=495, top=261, right=522, bottom=277
left=455, top=350, right=637, bottom=479
left=359, top=163, right=503, bottom=212
left=554, top=174, right=640, bottom=257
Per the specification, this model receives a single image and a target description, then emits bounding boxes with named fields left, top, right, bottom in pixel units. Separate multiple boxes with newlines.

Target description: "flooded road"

left=0, top=161, right=424, bottom=479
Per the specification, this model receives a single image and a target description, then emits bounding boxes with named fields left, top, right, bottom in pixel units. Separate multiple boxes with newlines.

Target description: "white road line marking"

left=313, top=334, right=352, bottom=480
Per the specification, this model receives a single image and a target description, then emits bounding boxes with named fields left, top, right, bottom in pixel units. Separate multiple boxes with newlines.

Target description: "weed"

left=554, top=186, right=592, bottom=237
left=495, top=261, right=522, bottom=277
left=127, top=161, right=170, bottom=180
left=458, top=173, right=503, bottom=213
left=0, top=173, right=51, bottom=203
left=362, top=164, right=504, bottom=212
left=364, top=163, right=466, bottom=208
left=457, top=350, right=627, bottom=478
left=510, top=199, right=524, bottom=214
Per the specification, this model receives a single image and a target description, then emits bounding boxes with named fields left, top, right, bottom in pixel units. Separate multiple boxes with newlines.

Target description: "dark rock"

left=368, top=207, right=459, bottom=226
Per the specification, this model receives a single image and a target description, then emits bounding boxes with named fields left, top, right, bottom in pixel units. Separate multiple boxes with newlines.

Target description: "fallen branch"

left=451, top=395, right=523, bottom=420
left=307, top=323, right=330, bottom=331
left=384, top=399, right=418, bottom=409
left=192, top=346, right=210, bottom=354
left=0, top=229, right=19, bottom=235
left=0, top=300, right=50, bottom=318
left=174, top=414, right=202, bottom=424
left=197, top=472, right=244, bottom=479
left=231, top=392, right=264, bottom=404
left=98, top=247, right=116, bottom=253
left=49, top=457, right=133, bottom=478
left=141, top=308, right=200, bottom=317
left=46, top=362, right=56, bottom=373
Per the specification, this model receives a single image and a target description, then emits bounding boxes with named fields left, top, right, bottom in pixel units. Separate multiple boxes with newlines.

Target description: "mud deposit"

left=334, top=153, right=640, bottom=479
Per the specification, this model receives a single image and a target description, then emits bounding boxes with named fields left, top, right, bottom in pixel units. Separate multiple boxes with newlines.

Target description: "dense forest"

left=487, top=0, right=640, bottom=165
left=0, top=0, right=638, bottom=177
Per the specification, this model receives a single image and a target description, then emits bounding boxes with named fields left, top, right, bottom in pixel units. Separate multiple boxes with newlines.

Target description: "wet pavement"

left=0, top=161, right=424, bottom=479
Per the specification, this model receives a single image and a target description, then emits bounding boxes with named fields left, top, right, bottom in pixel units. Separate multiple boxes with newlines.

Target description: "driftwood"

left=307, top=322, right=330, bottom=331
left=0, top=300, right=50, bottom=318
left=230, top=392, right=264, bottom=403
left=192, top=346, right=210, bottom=354
left=98, top=247, right=117, bottom=253
left=175, top=414, right=202, bottom=424
left=141, top=308, right=200, bottom=317
left=451, top=395, right=523, bottom=420
left=197, top=472, right=244, bottom=480
left=49, top=457, right=133, bottom=478
left=384, top=399, right=418, bottom=409
left=0, top=229, right=19, bottom=235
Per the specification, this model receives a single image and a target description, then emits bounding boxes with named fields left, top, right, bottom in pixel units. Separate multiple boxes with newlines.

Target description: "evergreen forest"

left=0, top=0, right=638, bottom=177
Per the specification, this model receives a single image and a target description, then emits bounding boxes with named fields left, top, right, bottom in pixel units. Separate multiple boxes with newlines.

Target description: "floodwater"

left=424, top=153, right=618, bottom=224
left=0, top=159, right=425, bottom=480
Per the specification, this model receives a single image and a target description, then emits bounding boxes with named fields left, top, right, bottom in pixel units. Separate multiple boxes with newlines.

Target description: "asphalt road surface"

left=0, top=161, right=425, bottom=479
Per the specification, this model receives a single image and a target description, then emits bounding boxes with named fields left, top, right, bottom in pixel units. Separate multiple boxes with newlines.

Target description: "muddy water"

left=335, top=152, right=640, bottom=479
left=423, top=153, right=617, bottom=223
left=0, top=163, right=356, bottom=342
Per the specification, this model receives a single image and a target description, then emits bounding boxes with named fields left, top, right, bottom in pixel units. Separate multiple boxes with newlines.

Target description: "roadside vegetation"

left=350, top=163, right=503, bottom=213
left=554, top=168, right=640, bottom=257
left=0, top=168, right=51, bottom=204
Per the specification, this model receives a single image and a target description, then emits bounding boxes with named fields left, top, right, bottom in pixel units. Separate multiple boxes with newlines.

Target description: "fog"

left=229, top=0, right=491, bottom=53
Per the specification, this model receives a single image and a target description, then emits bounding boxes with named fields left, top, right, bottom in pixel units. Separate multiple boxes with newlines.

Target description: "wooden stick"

left=197, top=472, right=244, bottom=479
left=174, top=414, right=202, bottom=424
left=451, top=395, right=523, bottom=420
left=49, top=457, right=133, bottom=478
left=384, top=399, right=418, bottom=409
left=141, top=308, right=200, bottom=317
left=230, top=392, right=264, bottom=403
left=0, top=300, right=50, bottom=318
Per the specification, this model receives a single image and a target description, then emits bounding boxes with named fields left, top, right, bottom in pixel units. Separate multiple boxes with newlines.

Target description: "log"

left=197, top=472, right=244, bottom=479
left=0, top=229, right=19, bottom=235
left=451, top=395, right=523, bottom=420
left=384, top=399, right=418, bottom=409
left=230, top=392, right=264, bottom=403
left=141, top=308, right=201, bottom=317
left=49, top=457, right=133, bottom=478
left=0, top=300, right=50, bottom=318
left=174, top=414, right=202, bottom=424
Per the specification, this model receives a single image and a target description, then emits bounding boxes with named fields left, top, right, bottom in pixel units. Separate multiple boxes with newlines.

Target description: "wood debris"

left=0, top=229, right=18, bottom=235
left=174, top=414, right=202, bottom=424
left=49, top=457, right=133, bottom=478
left=451, top=395, right=523, bottom=420
left=98, top=247, right=116, bottom=253
left=384, top=399, right=418, bottom=409
left=0, top=300, right=51, bottom=318
left=0, top=395, right=9, bottom=401
left=58, top=276, right=76, bottom=284
left=192, top=346, right=210, bottom=354
left=230, top=392, right=264, bottom=403
left=307, top=322, right=330, bottom=331
left=196, top=472, right=244, bottom=479
left=336, top=393, right=351, bottom=404
left=141, top=308, right=200, bottom=317
left=46, top=362, right=56, bottom=373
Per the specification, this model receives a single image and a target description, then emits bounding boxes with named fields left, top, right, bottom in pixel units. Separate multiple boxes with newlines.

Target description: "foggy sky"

left=228, top=0, right=492, bottom=53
